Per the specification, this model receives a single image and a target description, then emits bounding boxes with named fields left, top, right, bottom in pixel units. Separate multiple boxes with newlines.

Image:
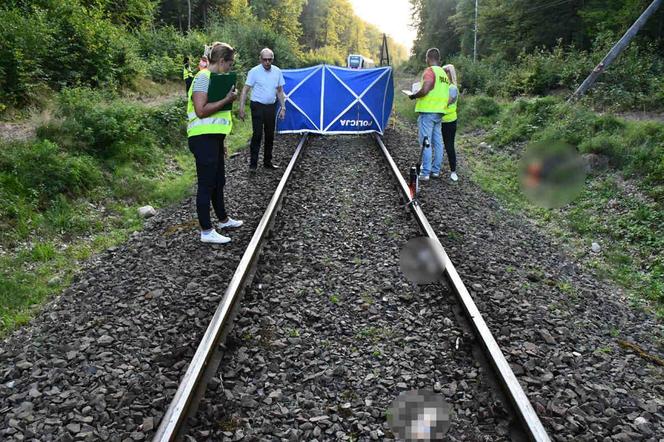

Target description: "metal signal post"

left=380, top=33, right=391, bottom=67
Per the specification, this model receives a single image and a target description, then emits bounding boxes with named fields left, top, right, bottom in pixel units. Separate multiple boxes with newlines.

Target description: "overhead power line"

left=521, top=0, right=575, bottom=16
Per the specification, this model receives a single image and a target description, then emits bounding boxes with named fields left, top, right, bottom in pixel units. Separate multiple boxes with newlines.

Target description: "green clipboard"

left=207, top=72, right=237, bottom=111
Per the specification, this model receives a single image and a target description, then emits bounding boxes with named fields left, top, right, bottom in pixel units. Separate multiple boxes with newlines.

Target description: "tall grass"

left=1, top=84, right=257, bottom=333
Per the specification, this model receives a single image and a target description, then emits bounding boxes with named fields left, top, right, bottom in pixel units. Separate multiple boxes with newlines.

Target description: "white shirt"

left=246, top=65, right=285, bottom=105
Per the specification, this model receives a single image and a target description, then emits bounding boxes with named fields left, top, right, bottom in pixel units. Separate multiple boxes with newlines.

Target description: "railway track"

left=154, top=133, right=550, bottom=441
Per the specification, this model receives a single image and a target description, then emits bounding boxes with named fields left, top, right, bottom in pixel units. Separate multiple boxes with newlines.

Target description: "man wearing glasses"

left=239, top=48, right=286, bottom=172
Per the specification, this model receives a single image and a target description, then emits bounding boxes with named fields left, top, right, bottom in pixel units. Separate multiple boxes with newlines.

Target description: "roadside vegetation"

left=401, top=0, right=663, bottom=315
left=0, top=0, right=408, bottom=333
left=407, top=0, right=664, bottom=111
left=394, top=91, right=663, bottom=315
left=0, top=0, right=407, bottom=113
left=0, top=87, right=255, bottom=333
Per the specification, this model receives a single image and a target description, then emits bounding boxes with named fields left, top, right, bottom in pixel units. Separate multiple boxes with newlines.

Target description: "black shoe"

left=249, top=166, right=257, bottom=174
left=264, top=163, right=280, bottom=170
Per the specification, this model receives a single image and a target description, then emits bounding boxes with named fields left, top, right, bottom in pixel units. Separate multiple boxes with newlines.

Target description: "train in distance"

left=347, top=54, right=375, bottom=69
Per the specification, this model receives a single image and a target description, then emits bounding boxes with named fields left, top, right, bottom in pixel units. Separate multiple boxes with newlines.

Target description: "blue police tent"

left=277, top=65, right=394, bottom=135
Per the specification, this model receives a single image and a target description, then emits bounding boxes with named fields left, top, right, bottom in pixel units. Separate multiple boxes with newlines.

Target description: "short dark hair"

left=426, top=48, right=441, bottom=62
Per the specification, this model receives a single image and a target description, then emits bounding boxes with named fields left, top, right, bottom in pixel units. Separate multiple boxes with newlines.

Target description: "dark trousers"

left=185, top=78, right=193, bottom=95
left=188, top=134, right=227, bottom=230
left=441, top=120, right=457, bottom=172
left=249, top=101, right=277, bottom=168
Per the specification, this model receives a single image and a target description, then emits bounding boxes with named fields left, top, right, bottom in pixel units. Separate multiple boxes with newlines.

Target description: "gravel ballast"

left=0, top=137, right=300, bottom=441
left=188, top=134, right=510, bottom=441
left=383, top=124, right=664, bottom=441
left=0, top=123, right=662, bottom=442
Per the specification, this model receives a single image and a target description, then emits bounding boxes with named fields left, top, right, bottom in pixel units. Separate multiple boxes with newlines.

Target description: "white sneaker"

left=419, top=174, right=430, bottom=181
left=218, top=217, right=243, bottom=229
left=200, top=229, right=231, bottom=244
left=450, top=172, right=459, bottom=182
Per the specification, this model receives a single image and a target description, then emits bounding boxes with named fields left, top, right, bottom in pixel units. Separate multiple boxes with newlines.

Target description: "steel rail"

left=372, top=133, right=551, bottom=442
left=154, top=134, right=309, bottom=441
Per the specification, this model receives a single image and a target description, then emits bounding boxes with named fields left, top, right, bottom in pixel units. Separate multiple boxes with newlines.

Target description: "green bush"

left=457, top=95, right=503, bottom=129
left=0, top=2, right=145, bottom=106
left=487, top=96, right=664, bottom=201
left=443, top=39, right=664, bottom=111
left=302, top=46, right=345, bottom=67
left=0, top=2, right=311, bottom=109
left=0, top=139, right=102, bottom=207
left=504, top=48, right=564, bottom=96
left=449, top=54, right=502, bottom=96
left=208, top=21, right=302, bottom=70
left=39, top=88, right=159, bottom=166
left=145, top=54, right=180, bottom=82
left=489, top=97, right=559, bottom=145
left=146, top=97, right=188, bottom=149
left=135, top=26, right=188, bottom=57
left=0, top=8, right=52, bottom=105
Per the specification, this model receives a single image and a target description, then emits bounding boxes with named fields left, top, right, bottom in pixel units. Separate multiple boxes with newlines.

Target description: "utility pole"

left=187, top=0, right=191, bottom=32
left=570, top=0, right=662, bottom=101
left=473, top=0, right=479, bottom=62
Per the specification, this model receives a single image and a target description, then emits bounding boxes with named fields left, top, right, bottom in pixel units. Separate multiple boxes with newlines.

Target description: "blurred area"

left=520, top=142, right=586, bottom=208
left=388, top=390, right=451, bottom=441
left=400, top=237, right=444, bottom=285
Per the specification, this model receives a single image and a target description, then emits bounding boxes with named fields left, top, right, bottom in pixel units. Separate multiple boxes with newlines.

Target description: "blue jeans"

left=417, top=113, right=443, bottom=176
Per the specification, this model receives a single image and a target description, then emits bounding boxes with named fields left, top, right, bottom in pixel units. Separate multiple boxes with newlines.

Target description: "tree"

left=410, top=0, right=460, bottom=63
left=249, top=0, right=306, bottom=48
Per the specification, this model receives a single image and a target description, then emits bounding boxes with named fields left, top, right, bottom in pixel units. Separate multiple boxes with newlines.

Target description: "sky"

left=348, top=0, right=416, bottom=53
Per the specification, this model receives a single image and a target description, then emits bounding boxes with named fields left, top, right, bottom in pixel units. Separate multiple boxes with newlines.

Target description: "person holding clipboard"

left=187, top=42, right=243, bottom=244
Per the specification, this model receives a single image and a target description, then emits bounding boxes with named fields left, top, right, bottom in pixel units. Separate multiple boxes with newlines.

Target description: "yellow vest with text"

left=415, top=65, right=448, bottom=113
left=187, top=70, right=233, bottom=137
left=443, top=85, right=458, bottom=123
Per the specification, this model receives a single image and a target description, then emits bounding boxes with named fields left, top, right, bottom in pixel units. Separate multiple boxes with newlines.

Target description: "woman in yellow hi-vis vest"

left=188, top=42, right=243, bottom=244
left=442, top=64, right=459, bottom=181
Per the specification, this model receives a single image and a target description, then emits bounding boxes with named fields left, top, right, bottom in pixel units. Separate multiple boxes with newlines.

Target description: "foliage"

left=251, top=0, right=307, bottom=49
left=299, top=0, right=407, bottom=66
left=451, top=95, right=664, bottom=202
left=456, top=95, right=502, bottom=129
left=37, top=88, right=160, bottom=166
left=394, top=92, right=664, bottom=314
left=0, top=1, right=144, bottom=106
left=438, top=41, right=664, bottom=111
left=0, top=84, right=264, bottom=333
left=408, top=0, right=664, bottom=111
left=0, top=0, right=408, bottom=107
left=410, top=0, right=664, bottom=63
left=0, top=140, right=102, bottom=215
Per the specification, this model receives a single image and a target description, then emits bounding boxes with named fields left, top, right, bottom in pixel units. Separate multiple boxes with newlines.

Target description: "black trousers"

left=188, top=134, right=227, bottom=230
left=441, top=120, right=457, bottom=172
left=185, top=77, right=193, bottom=95
left=249, top=101, right=277, bottom=168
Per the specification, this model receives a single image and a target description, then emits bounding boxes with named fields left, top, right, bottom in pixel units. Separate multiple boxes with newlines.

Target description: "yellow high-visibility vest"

left=443, top=85, right=458, bottom=123
left=183, top=66, right=194, bottom=81
left=415, top=65, right=448, bottom=113
left=187, top=70, right=233, bottom=138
